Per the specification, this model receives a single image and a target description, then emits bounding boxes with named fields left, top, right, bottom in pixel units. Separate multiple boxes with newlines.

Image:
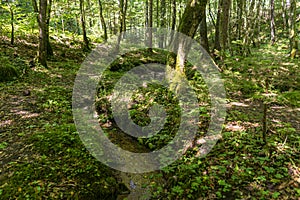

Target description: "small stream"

left=106, top=126, right=166, bottom=200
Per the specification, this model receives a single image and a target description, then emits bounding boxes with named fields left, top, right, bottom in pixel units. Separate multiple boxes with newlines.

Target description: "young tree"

left=32, top=0, right=48, bottom=67
left=199, top=8, right=209, bottom=52
left=270, top=0, right=276, bottom=45
left=158, top=0, right=166, bottom=48
left=213, top=0, right=221, bottom=52
left=219, top=0, right=231, bottom=50
left=149, top=0, right=153, bottom=50
left=288, top=0, right=298, bottom=58
left=32, top=0, right=53, bottom=58
left=46, top=0, right=53, bottom=57
left=214, top=0, right=231, bottom=55
left=98, top=0, right=107, bottom=41
left=79, top=0, right=90, bottom=51
left=171, top=0, right=176, bottom=31
left=119, top=0, right=128, bottom=33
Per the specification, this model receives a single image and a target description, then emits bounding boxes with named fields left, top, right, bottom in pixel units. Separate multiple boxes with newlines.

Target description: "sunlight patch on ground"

left=0, top=120, right=12, bottom=127
left=227, top=102, right=249, bottom=108
left=225, top=122, right=245, bottom=132
left=225, top=121, right=260, bottom=132
left=10, top=109, right=40, bottom=119
left=50, top=73, right=63, bottom=79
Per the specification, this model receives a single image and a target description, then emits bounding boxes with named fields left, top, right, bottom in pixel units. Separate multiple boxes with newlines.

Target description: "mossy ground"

left=0, top=35, right=299, bottom=199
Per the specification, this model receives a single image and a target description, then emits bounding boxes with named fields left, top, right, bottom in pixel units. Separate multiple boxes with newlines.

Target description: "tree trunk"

left=199, top=8, right=209, bottom=52
left=171, top=0, right=176, bottom=30
left=119, top=0, right=128, bottom=33
left=169, top=0, right=176, bottom=45
left=213, top=0, right=221, bottom=52
left=281, top=0, right=288, bottom=30
left=167, top=0, right=208, bottom=93
left=80, top=0, right=90, bottom=51
left=156, top=0, right=159, bottom=27
left=98, top=0, right=108, bottom=41
left=145, top=0, right=148, bottom=28
left=39, top=0, right=48, bottom=67
left=236, top=0, right=244, bottom=40
left=171, top=0, right=208, bottom=72
left=288, top=0, right=297, bottom=58
left=253, top=0, right=263, bottom=47
left=148, top=0, right=153, bottom=51
left=9, top=5, right=14, bottom=45
left=270, top=0, right=276, bottom=45
left=159, top=0, right=166, bottom=48
left=46, top=0, right=53, bottom=57
left=219, top=0, right=231, bottom=50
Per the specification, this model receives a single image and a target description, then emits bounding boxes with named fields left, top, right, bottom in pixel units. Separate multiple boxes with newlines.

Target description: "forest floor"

left=0, top=35, right=299, bottom=199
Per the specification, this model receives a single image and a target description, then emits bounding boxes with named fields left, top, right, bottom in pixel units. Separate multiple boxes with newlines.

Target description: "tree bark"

left=149, top=0, right=153, bottom=48
left=119, top=0, right=128, bottom=33
left=171, top=0, right=176, bottom=30
left=159, top=0, right=166, bottom=48
left=219, top=0, right=231, bottom=50
left=167, top=0, right=208, bottom=94
left=168, top=0, right=207, bottom=73
left=270, top=0, right=276, bottom=45
left=38, top=0, right=48, bottom=67
left=288, top=0, right=297, bottom=58
left=199, top=8, right=209, bottom=52
left=9, top=5, right=14, bottom=45
left=46, top=0, right=53, bottom=57
left=213, top=0, right=221, bottom=52
left=98, top=0, right=107, bottom=41
left=79, top=0, right=90, bottom=51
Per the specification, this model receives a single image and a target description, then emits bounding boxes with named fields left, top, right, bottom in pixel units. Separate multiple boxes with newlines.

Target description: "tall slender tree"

left=219, top=0, right=231, bottom=50
left=80, top=0, right=90, bottom=51
left=199, top=8, right=209, bottom=52
left=98, top=0, right=107, bottom=41
left=158, top=0, right=166, bottom=48
left=288, top=0, right=297, bottom=58
left=119, top=0, right=128, bottom=33
left=270, top=0, right=276, bottom=45
left=32, top=0, right=48, bottom=67
left=46, top=0, right=53, bottom=57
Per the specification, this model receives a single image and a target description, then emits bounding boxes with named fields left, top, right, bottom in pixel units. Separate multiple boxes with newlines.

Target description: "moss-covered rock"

left=0, top=64, right=18, bottom=82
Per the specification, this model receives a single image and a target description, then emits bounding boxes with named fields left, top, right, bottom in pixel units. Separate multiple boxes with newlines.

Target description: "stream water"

left=105, top=127, right=166, bottom=200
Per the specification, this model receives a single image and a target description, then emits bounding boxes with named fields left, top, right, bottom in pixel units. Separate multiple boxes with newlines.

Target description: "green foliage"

left=0, top=52, right=29, bottom=82
left=0, top=64, right=18, bottom=82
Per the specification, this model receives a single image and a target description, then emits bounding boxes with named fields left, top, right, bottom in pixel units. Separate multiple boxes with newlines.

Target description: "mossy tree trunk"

left=119, top=0, right=128, bottom=33
left=167, top=0, right=208, bottom=92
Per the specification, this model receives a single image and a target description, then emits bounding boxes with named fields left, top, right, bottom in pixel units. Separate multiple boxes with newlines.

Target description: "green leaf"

left=272, top=192, right=280, bottom=198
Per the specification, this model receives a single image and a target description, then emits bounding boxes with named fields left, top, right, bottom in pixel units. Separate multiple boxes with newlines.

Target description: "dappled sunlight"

left=49, top=73, right=63, bottom=79
left=0, top=119, right=12, bottom=127
left=10, top=109, right=40, bottom=119
left=224, top=121, right=259, bottom=132
left=227, top=101, right=249, bottom=108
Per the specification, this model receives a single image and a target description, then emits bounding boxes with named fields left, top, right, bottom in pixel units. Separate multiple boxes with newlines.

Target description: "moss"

left=0, top=64, right=18, bottom=82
